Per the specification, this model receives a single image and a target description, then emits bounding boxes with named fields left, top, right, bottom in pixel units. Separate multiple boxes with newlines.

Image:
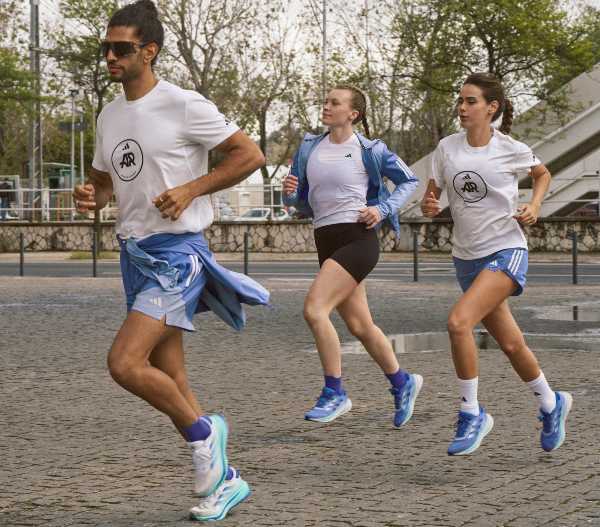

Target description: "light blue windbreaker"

left=283, top=132, right=418, bottom=236
left=119, top=232, right=270, bottom=331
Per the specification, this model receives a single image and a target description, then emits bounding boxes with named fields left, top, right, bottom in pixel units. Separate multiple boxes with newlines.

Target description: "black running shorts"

left=314, top=222, right=380, bottom=283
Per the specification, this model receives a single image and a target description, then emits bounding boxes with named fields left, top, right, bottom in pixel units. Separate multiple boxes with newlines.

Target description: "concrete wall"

left=0, top=219, right=599, bottom=253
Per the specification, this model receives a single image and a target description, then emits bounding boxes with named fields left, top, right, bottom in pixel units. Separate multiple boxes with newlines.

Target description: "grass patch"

left=69, top=251, right=119, bottom=260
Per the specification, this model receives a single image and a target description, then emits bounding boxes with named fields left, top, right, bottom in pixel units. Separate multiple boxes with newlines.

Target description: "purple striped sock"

left=386, top=369, right=410, bottom=389
left=324, top=375, right=343, bottom=394
left=183, top=416, right=212, bottom=442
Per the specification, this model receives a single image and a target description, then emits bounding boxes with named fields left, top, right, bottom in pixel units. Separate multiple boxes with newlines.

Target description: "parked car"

left=233, top=207, right=291, bottom=222
left=272, top=209, right=290, bottom=221
left=217, top=205, right=236, bottom=220
left=234, top=207, right=270, bottom=221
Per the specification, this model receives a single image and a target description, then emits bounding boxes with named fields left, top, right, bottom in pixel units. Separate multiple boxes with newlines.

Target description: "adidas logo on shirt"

left=344, top=153, right=352, bottom=158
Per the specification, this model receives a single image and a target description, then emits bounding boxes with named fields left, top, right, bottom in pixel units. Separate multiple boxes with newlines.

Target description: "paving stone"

left=1, top=277, right=599, bottom=526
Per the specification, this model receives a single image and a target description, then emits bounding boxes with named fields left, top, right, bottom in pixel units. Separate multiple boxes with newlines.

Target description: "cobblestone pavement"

left=1, top=274, right=599, bottom=527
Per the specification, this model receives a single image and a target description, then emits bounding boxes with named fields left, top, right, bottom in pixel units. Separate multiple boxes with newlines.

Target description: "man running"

left=73, top=1, right=268, bottom=521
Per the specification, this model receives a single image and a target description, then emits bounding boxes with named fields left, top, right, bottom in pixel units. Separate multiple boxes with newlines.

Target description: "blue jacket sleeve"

left=282, top=148, right=300, bottom=207
left=375, top=146, right=418, bottom=219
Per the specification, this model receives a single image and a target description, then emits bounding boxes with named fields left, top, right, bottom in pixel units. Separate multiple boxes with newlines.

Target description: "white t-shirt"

left=307, top=134, right=369, bottom=228
left=92, top=80, right=239, bottom=239
left=431, top=129, right=541, bottom=259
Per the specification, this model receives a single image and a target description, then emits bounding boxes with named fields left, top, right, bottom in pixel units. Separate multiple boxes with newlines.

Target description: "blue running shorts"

left=121, top=246, right=208, bottom=331
left=119, top=232, right=270, bottom=332
left=453, top=247, right=528, bottom=296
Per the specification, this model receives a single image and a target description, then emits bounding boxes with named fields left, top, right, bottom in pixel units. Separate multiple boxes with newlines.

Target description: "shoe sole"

left=543, top=391, right=573, bottom=452
left=448, top=413, right=494, bottom=456
left=190, top=480, right=251, bottom=522
left=394, top=374, right=424, bottom=428
left=305, top=397, right=353, bottom=423
left=196, top=414, right=228, bottom=497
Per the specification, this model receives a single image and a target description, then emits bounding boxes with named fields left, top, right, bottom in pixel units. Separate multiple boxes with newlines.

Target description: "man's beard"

left=108, top=64, right=140, bottom=83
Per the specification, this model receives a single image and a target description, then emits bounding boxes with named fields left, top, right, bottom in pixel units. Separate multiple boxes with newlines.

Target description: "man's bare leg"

left=149, top=327, right=204, bottom=436
left=107, top=311, right=199, bottom=428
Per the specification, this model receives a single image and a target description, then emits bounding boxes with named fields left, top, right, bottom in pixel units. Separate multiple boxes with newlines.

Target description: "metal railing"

left=0, top=184, right=292, bottom=222
left=1, top=181, right=598, bottom=222
left=9, top=227, right=586, bottom=285
left=0, top=188, right=85, bottom=221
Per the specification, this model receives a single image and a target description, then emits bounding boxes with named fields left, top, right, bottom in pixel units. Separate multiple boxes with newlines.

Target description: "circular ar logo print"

left=111, top=139, right=143, bottom=182
left=452, top=171, right=487, bottom=203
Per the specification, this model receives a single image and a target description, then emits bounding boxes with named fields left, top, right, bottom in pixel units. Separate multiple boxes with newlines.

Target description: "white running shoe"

left=189, top=467, right=251, bottom=522
left=189, top=414, right=228, bottom=496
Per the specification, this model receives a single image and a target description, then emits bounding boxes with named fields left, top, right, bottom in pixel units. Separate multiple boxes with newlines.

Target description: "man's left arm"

left=154, top=130, right=265, bottom=220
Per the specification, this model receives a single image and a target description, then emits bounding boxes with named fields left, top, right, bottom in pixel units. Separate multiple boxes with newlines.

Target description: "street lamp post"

left=84, top=89, right=96, bottom=153
left=308, top=0, right=328, bottom=130
left=322, top=0, right=327, bottom=103
left=70, top=88, right=78, bottom=219
left=597, top=170, right=600, bottom=216
left=79, top=110, right=85, bottom=186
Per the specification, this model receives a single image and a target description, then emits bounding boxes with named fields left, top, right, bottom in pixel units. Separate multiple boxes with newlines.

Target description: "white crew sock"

left=526, top=371, right=556, bottom=413
left=457, top=377, right=479, bottom=416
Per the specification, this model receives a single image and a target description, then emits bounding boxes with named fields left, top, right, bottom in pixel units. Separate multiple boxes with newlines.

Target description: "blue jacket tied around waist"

left=282, top=132, right=418, bottom=236
left=121, top=232, right=270, bottom=331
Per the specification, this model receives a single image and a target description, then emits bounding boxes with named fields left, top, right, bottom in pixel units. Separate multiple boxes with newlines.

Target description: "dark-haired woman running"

left=421, top=72, right=572, bottom=456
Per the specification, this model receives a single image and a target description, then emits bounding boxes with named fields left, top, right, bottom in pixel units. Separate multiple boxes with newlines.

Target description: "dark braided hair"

left=463, top=72, right=514, bottom=135
left=108, top=0, right=164, bottom=67
left=499, top=98, right=514, bottom=135
left=334, top=84, right=371, bottom=139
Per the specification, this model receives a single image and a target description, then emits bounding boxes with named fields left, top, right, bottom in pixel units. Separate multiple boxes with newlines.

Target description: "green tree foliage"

left=52, top=0, right=121, bottom=115
left=0, top=1, right=36, bottom=174
left=34, top=0, right=122, bottom=174
left=338, top=0, right=599, bottom=162
left=542, top=4, right=600, bottom=94
left=0, top=49, right=35, bottom=105
left=0, top=48, right=35, bottom=174
left=5, top=0, right=600, bottom=184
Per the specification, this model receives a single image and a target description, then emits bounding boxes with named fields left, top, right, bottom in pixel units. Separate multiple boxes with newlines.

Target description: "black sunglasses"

left=100, top=40, right=151, bottom=58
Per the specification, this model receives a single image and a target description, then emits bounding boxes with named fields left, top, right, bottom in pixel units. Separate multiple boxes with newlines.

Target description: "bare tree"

left=235, top=1, right=306, bottom=182
left=158, top=0, right=258, bottom=114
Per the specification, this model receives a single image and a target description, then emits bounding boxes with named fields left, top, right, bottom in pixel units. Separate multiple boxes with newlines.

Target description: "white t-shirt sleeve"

left=184, top=95, right=240, bottom=150
left=431, top=145, right=446, bottom=189
left=512, top=141, right=541, bottom=176
left=91, top=114, right=107, bottom=172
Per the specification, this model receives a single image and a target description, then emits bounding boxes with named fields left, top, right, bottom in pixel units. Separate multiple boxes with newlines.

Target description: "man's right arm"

left=73, top=167, right=113, bottom=212
left=89, top=167, right=113, bottom=210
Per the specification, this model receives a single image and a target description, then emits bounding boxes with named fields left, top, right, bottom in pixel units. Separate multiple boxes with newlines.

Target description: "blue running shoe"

left=390, top=373, right=423, bottom=427
left=539, top=391, right=573, bottom=452
left=448, top=405, right=494, bottom=456
left=304, top=387, right=352, bottom=423
left=189, top=467, right=251, bottom=522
